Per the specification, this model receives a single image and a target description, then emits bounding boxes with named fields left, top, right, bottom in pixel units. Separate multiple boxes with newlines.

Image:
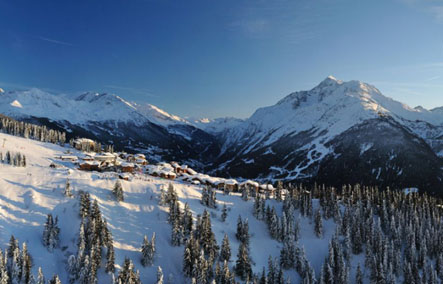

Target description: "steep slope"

left=0, top=89, right=220, bottom=166
left=211, top=77, right=443, bottom=192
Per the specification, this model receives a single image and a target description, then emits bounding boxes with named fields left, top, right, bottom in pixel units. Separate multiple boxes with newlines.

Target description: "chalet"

left=225, top=179, right=239, bottom=191
left=240, top=180, right=260, bottom=193
left=133, top=154, right=148, bottom=165
left=159, top=171, right=176, bottom=180
left=172, top=163, right=189, bottom=175
left=81, top=154, right=95, bottom=162
left=215, top=179, right=226, bottom=190
left=119, top=173, right=131, bottom=181
left=94, top=153, right=116, bottom=163
left=260, top=184, right=275, bottom=196
left=60, top=155, right=78, bottom=162
left=79, top=161, right=100, bottom=171
left=121, top=162, right=135, bottom=173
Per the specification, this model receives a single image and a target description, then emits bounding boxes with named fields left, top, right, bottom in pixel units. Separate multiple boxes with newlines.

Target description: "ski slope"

left=0, top=132, right=363, bottom=283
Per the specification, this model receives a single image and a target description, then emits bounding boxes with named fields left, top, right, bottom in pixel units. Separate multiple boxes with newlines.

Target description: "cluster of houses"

left=58, top=151, right=148, bottom=174
left=146, top=161, right=275, bottom=195
left=57, top=141, right=276, bottom=195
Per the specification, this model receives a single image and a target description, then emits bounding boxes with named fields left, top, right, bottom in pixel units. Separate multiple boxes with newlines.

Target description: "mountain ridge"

left=0, top=77, right=442, bottom=192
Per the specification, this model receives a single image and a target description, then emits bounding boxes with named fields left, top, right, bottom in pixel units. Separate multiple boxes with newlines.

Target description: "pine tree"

left=42, top=214, right=60, bottom=251
left=67, top=255, right=77, bottom=283
left=166, top=183, right=178, bottom=204
left=235, top=242, right=252, bottom=281
left=113, top=180, right=124, bottom=202
left=105, top=245, right=115, bottom=273
left=355, top=262, right=362, bottom=282
left=159, top=187, right=167, bottom=205
left=48, top=275, right=62, bottom=284
left=156, top=266, right=164, bottom=284
left=182, top=203, right=193, bottom=238
left=314, top=208, right=323, bottom=238
left=36, top=268, right=45, bottom=284
left=221, top=204, right=228, bottom=222
left=118, top=258, right=141, bottom=284
left=220, top=234, right=231, bottom=262
left=141, top=234, right=155, bottom=266
left=171, top=220, right=183, bottom=246
left=64, top=178, right=73, bottom=197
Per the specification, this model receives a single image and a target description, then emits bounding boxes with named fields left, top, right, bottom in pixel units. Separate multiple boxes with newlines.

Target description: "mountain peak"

left=316, top=75, right=342, bottom=88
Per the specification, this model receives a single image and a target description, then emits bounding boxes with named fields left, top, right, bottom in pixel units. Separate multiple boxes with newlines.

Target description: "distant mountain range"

left=0, top=76, right=442, bottom=193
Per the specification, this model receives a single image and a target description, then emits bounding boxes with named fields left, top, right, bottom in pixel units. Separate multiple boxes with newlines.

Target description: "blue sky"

left=0, top=0, right=442, bottom=119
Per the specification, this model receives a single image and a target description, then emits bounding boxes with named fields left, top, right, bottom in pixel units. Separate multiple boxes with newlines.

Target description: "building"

left=225, top=179, right=238, bottom=191
left=79, top=161, right=100, bottom=171
left=240, top=180, right=260, bottom=193
left=121, top=162, right=135, bottom=173
left=59, top=155, right=78, bottom=162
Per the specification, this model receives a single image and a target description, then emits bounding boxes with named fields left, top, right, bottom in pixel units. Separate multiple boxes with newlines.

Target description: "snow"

left=219, top=77, right=442, bottom=153
left=0, top=131, right=363, bottom=283
left=360, top=143, right=373, bottom=155
left=10, top=100, right=23, bottom=108
left=0, top=89, right=191, bottom=129
left=191, top=117, right=244, bottom=134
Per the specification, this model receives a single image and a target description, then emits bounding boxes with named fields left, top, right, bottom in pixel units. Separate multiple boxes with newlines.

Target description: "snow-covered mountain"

left=191, top=117, right=245, bottom=135
left=0, top=77, right=442, bottom=192
left=0, top=89, right=219, bottom=166
left=210, top=76, right=443, bottom=192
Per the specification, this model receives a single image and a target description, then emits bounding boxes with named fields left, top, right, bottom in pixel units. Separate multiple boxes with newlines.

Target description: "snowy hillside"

left=0, top=131, right=442, bottom=283
left=0, top=132, right=307, bottom=283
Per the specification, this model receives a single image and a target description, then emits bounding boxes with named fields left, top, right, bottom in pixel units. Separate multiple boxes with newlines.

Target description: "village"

left=56, top=138, right=277, bottom=197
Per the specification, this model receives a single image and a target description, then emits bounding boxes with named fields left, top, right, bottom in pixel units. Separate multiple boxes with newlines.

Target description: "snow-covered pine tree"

left=235, top=242, right=252, bottom=281
left=182, top=203, right=193, bottom=238
left=64, top=178, right=73, bottom=197
left=171, top=220, right=183, bottom=246
left=166, top=183, right=178, bottom=204
left=156, top=266, right=164, bottom=284
left=314, top=208, right=323, bottom=238
left=219, top=234, right=231, bottom=263
left=280, top=240, right=295, bottom=269
left=42, top=214, right=60, bottom=251
left=113, top=180, right=124, bottom=202
left=221, top=204, right=228, bottom=222
left=118, top=258, right=141, bottom=284
left=36, top=267, right=45, bottom=284
left=105, top=245, right=115, bottom=274
left=141, top=235, right=153, bottom=267
left=159, top=187, right=167, bottom=205
left=66, top=255, right=77, bottom=283
left=48, top=274, right=61, bottom=284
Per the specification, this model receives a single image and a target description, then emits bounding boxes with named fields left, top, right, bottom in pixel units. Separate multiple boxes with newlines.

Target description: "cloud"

left=36, top=36, right=73, bottom=46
